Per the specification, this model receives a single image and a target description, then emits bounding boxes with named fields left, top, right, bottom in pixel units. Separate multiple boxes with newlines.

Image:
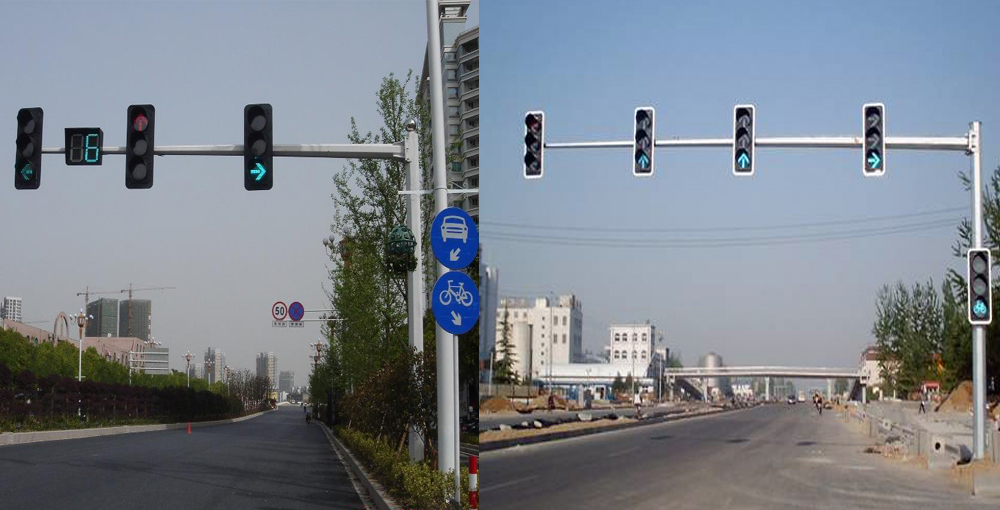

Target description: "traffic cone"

left=187, top=422, right=191, bottom=435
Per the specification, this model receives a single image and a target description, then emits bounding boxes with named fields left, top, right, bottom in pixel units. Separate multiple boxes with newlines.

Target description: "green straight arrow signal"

left=737, top=152, right=750, bottom=169
left=251, top=162, right=267, bottom=181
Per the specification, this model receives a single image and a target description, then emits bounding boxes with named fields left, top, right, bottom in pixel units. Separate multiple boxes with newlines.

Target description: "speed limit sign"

left=272, top=301, right=287, bottom=321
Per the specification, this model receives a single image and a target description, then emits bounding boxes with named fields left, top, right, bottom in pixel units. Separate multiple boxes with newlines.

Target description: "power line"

left=481, top=205, right=966, bottom=233
left=482, top=217, right=962, bottom=249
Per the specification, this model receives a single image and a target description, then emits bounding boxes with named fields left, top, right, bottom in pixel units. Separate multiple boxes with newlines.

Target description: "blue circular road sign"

left=432, top=271, right=479, bottom=335
left=431, top=207, right=478, bottom=270
left=288, top=301, right=305, bottom=322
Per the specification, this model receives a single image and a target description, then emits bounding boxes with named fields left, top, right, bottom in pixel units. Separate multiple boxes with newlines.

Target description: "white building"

left=256, top=351, right=278, bottom=389
left=2, top=297, right=23, bottom=323
left=608, top=323, right=657, bottom=377
left=495, top=295, right=583, bottom=381
left=480, top=262, right=498, bottom=365
left=420, top=0, right=478, bottom=221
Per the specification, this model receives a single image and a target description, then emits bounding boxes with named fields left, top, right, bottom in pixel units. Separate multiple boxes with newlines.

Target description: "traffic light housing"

left=863, top=103, right=885, bottom=176
left=968, top=248, right=992, bottom=325
left=15, top=107, right=43, bottom=190
left=125, top=104, right=155, bottom=189
left=244, top=103, right=273, bottom=190
left=733, top=104, right=755, bottom=176
left=633, top=107, right=655, bottom=176
left=523, top=111, right=544, bottom=179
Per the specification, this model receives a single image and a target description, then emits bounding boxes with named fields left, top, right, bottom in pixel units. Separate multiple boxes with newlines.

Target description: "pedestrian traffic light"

left=125, top=104, right=155, bottom=189
left=968, top=248, right=992, bottom=325
left=733, top=105, right=755, bottom=176
left=523, top=111, right=544, bottom=179
left=244, top=103, right=273, bottom=191
left=633, top=107, right=655, bottom=176
left=863, top=103, right=885, bottom=176
left=14, top=107, right=43, bottom=190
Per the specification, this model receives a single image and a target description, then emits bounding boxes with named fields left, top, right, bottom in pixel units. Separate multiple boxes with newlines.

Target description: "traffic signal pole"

left=426, top=0, right=462, bottom=500
left=970, top=121, right=986, bottom=460
left=536, top=122, right=987, bottom=460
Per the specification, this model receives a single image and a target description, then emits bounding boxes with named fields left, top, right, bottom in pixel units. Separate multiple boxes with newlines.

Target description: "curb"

left=0, top=408, right=274, bottom=447
left=481, top=405, right=746, bottom=452
left=318, top=420, right=399, bottom=510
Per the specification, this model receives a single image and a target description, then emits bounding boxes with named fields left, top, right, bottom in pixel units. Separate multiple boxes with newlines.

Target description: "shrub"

left=336, top=426, right=469, bottom=510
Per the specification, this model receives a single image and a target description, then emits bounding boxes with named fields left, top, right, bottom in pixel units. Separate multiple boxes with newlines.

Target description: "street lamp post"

left=488, top=347, right=495, bottom=397
left=68, top=310, right=93, bottom=382
left=183, top=351, right=193, bottom=388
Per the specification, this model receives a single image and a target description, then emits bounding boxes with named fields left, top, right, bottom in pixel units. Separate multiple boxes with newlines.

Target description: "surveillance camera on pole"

left=633, top=107, right=655, bottom=176
left=733, top=104, right=755, bottom=176
left=523, top=111, right=544, bottom=179
left=863, top=103, right=885, bottom=176
left=968, top=248, right=992, bottom=325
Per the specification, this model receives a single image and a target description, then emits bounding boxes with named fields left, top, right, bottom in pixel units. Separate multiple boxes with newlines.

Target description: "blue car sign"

left=432, top=270, right=479, bottom=335
left=431, top=207, right=478, bottom=270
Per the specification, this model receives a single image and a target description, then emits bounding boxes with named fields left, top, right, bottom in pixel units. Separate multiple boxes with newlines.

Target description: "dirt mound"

left=481, top=397, right=515, bottom=413
left=937, top=381, right=973, bottom=413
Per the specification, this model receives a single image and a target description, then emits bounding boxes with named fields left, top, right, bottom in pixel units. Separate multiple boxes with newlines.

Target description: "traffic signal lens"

left=133, top=113, right=148, bottom=132
left=974, top=275, right=988, bottom=295
left=130, top=162, right=147, bottom=181
left=132, top=138, right=147, bottom=157
left=866, top=108, right=881, bottom=128
left=525, top=115, right=540, bottom=133
left=17, top=136, right=34, bottom=158
left=973, top=254, right=988, bottom=273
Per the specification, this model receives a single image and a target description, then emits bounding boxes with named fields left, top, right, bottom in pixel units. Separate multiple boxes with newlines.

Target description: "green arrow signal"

left=20, top=163, right=33, bottom=181
left=251, top=162, right=267, bottom=181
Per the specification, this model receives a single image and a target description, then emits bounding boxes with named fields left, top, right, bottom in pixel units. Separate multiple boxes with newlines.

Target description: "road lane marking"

left=607, top=446, right=640, bottom=458
left=480, top=475, right=539, bottom=493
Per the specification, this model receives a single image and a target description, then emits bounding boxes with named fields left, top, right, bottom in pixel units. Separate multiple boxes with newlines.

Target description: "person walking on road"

left=633, top=392, right=642, bottom=419
left=919, top=392, right=927, bottom=414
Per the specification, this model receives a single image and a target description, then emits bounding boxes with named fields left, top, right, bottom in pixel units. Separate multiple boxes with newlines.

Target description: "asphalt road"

left=0, top=406, right=365, bottom=509
left=483, top=404, right=995, bottom=510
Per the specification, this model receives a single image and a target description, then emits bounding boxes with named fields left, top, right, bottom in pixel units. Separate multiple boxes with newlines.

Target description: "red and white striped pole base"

left=469, top=455, right=478, bottom=509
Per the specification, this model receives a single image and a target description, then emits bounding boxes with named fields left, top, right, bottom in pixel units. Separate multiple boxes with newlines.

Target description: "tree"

left=493, top=305, right=518, bottom=385
left=611, top=374, right=625, bottom=398
left=872, top=280, right=943, bottom=397
left=834, top=378, right=848, bottom=395
left=624, top=374, right=635, bottom=396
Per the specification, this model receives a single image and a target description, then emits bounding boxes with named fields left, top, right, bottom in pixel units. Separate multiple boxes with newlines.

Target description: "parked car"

left=787, top=395, right=796, bottom=404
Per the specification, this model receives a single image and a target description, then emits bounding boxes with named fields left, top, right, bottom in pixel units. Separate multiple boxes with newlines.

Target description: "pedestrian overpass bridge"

left=663, top=366, right=861, bottom=379
left=662, top=366, right=863, bottom=401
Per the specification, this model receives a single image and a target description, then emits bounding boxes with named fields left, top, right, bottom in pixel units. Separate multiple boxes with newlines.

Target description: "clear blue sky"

left=0, top=0, right=478, bottom=380
left=480, top=0, right=1000, bottom=369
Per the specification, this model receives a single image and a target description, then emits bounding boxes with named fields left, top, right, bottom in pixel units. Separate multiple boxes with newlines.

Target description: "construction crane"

left=75, top=284, right=175, bottom=338
left=121, top=284, right=175, bottom=338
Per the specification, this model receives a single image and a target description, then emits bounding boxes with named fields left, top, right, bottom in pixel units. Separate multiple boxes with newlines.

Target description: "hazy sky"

left=480, top=0, right=1000, bottom=369
left=0, top=0, right=477, bottom=380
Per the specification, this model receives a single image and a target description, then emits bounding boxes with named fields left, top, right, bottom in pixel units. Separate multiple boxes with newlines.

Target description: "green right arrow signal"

left=250, top=161, right=267, bottom=181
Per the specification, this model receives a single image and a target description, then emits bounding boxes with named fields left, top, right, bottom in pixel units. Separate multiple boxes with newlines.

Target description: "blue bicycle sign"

left=432, top=270, right=479, bottom=335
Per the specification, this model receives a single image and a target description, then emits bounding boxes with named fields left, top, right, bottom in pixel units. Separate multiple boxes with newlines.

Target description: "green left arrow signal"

left=20, top=163, right=34, bottom=181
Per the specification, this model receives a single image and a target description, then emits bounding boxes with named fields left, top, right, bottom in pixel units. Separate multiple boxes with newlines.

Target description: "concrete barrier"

left=0, top=409, right=273, bottom=447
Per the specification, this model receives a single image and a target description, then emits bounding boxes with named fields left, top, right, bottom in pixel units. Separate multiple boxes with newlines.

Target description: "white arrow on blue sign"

left=432, top=270, right=479, bottom=335
left=430, top=207, right=478, bottom=270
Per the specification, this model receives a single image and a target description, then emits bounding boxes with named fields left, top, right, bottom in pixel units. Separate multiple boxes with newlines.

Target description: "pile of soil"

left=481, top=397, right=515, bottom=413
left=936, top=380, right=973, bottom=413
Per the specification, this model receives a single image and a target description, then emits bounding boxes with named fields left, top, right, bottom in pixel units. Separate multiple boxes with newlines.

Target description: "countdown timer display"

left=64, top=127, right=104, bottom=165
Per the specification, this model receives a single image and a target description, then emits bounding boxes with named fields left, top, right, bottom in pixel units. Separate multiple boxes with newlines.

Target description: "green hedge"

left=336, top=426, right=470, bottom=510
